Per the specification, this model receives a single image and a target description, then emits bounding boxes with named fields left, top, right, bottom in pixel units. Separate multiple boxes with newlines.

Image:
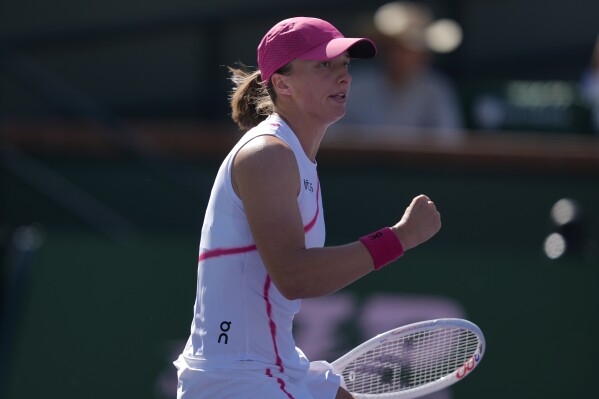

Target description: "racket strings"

left=341, top=327, right=480, bottom=395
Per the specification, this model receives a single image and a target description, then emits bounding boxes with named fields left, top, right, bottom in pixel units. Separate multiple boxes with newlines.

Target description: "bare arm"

left=335, top=386, right=355, bottom=399
left=233, top=135, right=440, bottom=300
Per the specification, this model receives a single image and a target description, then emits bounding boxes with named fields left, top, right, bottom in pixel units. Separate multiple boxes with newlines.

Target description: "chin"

left=317, top=105, right=346, bottom=127
left=329, top=107, right=347, bottom=122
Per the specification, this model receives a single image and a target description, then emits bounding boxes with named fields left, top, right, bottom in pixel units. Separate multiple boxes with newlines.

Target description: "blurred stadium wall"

left=1, top=1, right=598, bottom=399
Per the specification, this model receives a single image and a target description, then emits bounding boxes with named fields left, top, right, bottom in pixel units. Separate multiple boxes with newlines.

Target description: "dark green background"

left=2, top=0, right=599, bottom=397
left=3, top=154, right=598, bottom=398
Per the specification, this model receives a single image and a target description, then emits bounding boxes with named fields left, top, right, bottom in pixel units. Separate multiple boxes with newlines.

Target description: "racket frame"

left=331, top=318, right=485, bottom=399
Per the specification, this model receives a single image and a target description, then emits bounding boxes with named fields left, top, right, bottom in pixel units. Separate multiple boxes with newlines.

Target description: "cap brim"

left=297, top=37, right=377, bottom=61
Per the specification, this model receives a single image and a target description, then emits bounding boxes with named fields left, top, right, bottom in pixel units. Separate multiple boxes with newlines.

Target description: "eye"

left=319, top=61, right=331, bottom=68
left=344, top=60, right=351, bottom=69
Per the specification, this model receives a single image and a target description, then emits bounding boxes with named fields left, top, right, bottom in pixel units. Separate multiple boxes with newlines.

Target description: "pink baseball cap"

left=257, top=17, right=377, bottom=83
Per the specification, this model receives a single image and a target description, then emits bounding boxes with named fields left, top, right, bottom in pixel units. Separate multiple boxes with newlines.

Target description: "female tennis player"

left=174, top=16, right=441, bottom=399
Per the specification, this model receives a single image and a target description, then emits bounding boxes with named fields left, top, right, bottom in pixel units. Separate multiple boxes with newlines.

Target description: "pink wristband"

left=359, top=227, right=404, bottom=270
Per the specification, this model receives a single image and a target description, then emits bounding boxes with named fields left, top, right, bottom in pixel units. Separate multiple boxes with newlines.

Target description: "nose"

left=338, top=67, right=352, bottom=86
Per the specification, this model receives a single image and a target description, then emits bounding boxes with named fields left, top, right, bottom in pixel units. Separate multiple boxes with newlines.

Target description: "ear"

left=271, top=73, right=292, bottom=96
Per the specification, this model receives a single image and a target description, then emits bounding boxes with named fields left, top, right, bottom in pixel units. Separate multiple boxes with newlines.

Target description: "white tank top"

left=181, top=114, right=325, bottom=379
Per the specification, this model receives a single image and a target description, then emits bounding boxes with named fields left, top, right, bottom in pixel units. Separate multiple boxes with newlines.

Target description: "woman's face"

left=281, top=53, right=353, bottom=124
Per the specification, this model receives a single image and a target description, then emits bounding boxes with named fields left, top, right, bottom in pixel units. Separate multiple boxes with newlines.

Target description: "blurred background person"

left=343, top=1, right=464, bottom=137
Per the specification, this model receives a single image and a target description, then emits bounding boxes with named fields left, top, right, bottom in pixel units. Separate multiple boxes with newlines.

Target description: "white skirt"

left=174, top=355, right=341, bottom=399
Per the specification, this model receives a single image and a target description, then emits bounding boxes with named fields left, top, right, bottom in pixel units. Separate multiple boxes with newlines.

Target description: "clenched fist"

left=392, top=194, right=441, bottom=251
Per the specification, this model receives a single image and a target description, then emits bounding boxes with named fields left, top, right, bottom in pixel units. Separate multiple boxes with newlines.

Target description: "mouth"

left=330, top=92, right=347, bottom=101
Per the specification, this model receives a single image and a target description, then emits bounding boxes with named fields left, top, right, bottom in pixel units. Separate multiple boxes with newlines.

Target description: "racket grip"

left=359, top=227, right=404, bottom=270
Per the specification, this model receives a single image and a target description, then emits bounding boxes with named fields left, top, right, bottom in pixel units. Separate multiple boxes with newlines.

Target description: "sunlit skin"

left=270, top=53, right=352, bottom=161
left=231, top=47, right=440, bottom=399
left=231, top=49, right=440, bottom=302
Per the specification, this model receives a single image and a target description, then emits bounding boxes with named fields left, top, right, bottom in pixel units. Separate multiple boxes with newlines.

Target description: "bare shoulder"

left=235, top=134, right=295, bottom=168
left=233, top=135, right=299, bottom=197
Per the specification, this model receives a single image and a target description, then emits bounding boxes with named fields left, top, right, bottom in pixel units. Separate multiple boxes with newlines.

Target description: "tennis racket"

left=331, top=318, right=485, bottom=399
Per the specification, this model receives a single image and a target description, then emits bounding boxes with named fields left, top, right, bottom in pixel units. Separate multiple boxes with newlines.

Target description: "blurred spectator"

left=343, top=1, right=464, bottom=137
left=580, top=35, right=599, bottom=133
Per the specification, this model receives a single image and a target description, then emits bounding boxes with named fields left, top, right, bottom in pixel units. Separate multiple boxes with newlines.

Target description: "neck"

left=274, top=110, right=328, bottom=162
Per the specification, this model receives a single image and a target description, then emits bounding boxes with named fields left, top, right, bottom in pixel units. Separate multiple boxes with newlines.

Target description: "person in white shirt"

left=174, top=16, right=441, bottom=399
left=343, top=1, right=464, bottom=136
